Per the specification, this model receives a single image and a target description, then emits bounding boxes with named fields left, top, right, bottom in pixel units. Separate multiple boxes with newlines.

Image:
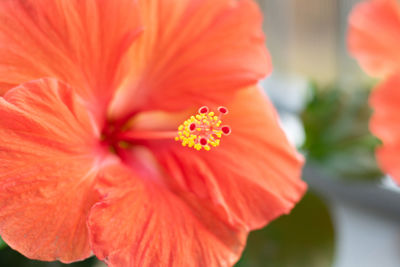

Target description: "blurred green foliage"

left=0, top=245, right=100, bottom=267
left=301, top=83, right=383, bottom=180
left=236, top=192, right=334, bottom=267
left=0, top=236, right=6, bottom=250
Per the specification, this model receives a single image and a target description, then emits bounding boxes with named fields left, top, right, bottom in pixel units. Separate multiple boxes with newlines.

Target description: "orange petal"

left=88, top=164, right=247, bottom=267
left=370, top=74, right=400, bottom=182
left=109, top=0, right=271, bottom=119
left=348, top=0, right=400, bottom=77
left=0, top=0, right=142, bottom=117
left=147, top=87, right=306, bottom=230
left=0, top=78, right=101, bottom=262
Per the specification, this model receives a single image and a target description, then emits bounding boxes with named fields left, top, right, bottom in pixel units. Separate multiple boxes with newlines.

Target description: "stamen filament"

left=119, top=130, right=178, bottom=141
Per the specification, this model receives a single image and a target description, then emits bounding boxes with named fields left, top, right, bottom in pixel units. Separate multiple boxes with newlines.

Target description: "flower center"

left=101, top=106, right=231, bottom=154
left=175, top=106, right=231, bottom=151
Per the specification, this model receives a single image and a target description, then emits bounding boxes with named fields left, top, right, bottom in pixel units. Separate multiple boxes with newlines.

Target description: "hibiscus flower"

left=0, top=0, right=306, bottom=266
left=349, top=0, right=400, bottom=183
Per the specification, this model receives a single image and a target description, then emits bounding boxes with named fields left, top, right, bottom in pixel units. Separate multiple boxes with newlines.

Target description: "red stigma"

left=199, top=138, right=208, bottom=146
left=221, top=126, right=231, bottom=135
left=218, top=106, right=228, bottom=114
left=199, top=106, right=209, bottom=114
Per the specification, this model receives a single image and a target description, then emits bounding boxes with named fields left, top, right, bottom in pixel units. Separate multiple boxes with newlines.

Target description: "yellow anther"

left=194, top=144, right=202, bottom=150
left=175, top=106, right=230, bottom=151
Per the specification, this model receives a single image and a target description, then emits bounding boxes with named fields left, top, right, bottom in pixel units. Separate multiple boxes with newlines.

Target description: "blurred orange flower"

left=0, top=0, right=306, bottom=266
left=349, top=0, right=400, bottom=183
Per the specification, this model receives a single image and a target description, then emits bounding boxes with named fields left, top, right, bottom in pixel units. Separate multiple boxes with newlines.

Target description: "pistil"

left=102, top=106, right=231, bottom=153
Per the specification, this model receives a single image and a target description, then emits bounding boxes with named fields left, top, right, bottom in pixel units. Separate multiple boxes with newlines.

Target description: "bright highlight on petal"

left=175, top=106, right=231, bottom=151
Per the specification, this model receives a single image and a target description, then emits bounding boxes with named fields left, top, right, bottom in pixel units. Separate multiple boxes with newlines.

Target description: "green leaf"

left=235, top=192, right=334, bottom=267
left=301, top=83, right=383, bottom=180
left=0, top=236, right=6, bottom=250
